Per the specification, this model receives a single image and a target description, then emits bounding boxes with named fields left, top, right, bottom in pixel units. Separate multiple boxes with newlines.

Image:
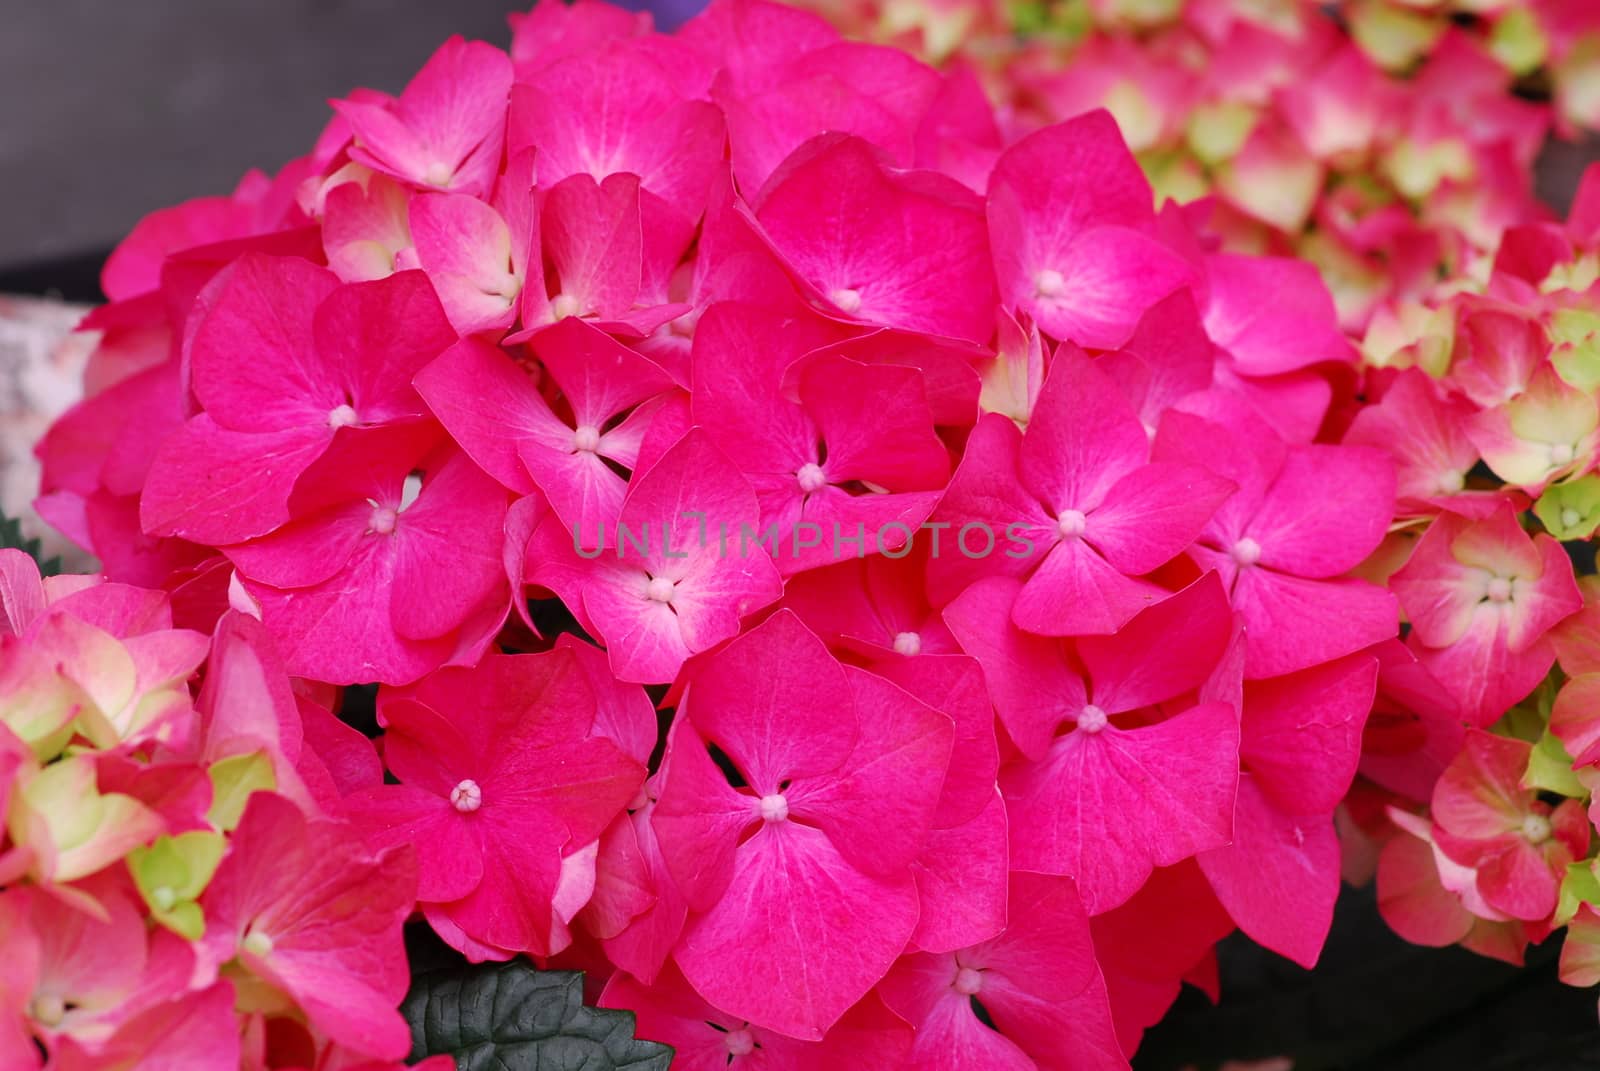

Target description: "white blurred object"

left=0, top=294, right=92, bottom=563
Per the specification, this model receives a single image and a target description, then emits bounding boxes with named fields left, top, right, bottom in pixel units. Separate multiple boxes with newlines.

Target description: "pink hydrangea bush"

left=18, top=0, right=1468, bottom=1065
left=1309, top=165, right=1600, bottom=1009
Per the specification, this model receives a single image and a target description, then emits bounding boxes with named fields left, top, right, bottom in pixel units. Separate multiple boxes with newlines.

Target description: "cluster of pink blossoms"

left=17, top=0, right=1511, bottom=1065
left=1333, top=167, right=1600, bottom=996
left=793, top=0, right=1599, bottom=336
left=0, top=548, right=451, bottom=1069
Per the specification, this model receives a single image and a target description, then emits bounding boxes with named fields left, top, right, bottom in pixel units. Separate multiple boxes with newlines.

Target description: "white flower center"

left=30, top=994, right=65, bottom=1027
left=645, top=576, right=677, bottom=603
left=328, top=403, right=359, bottom=429
left=893, top=631, right=923, bottom=657
left=550, top=293, right=582, bottom=321
left=1034, top=268, right=1066, bottom=298
left=1563, top=507, right=1583, bottom=529
left=1436, top=470, right=1465, bottom=494
left=797, top=463, right=828, bottom=494
left=151, top=885, right=177, bottom=912
left=242, top=930, right=274, bottom=958
left=726, top=1028, right=756, bottom=1056
left=829, top=287, right=863, bottom=314
left=573, top=425, right=601, bottom=453
left=1522, top=813, right=1552, bottom=844
left=450, top=778, right=483, bottom=813
left=759, top=793, right=789, bottom=823
left=1551, top=442, right=1576, bottom=466
left=369, top=505, right=399, bottom=535
left=1057, top=509, right=1087, bottom=539
left=1231, top=537, right=1262, bottom=567
left=954, top=966, right=984, bottom=995
left=1077, top=704, right=1109, bottom=733
left=1486, top=576, right=1513, bottom=604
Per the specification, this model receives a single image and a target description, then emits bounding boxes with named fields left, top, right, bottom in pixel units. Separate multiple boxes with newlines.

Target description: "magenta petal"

left=1086, top=462, right=1236, bottom=575
left=1002, top=701, right=1240, bottom=915
left=1203, top=254, right=1348, bottom=376
left=871, top=654, right=1000, bottom=828
left=1246, top=444, right=1396, bottom=578
left=674, top=819, right=920, bottom=1041
left=1241, top=654, right=1378, bottom=815
left=942, top=576, right=1088, bottom=760
left=435, top=815, right=568, bottom=956
left=754, top=134, right=995, bottom=344
left=651, top=719, right=760, bottom=911
left=1197, top=775, right=1340, bottom=969
left=1078, top=571, right=1233, bottom=714
left=1020, top=348, right=1149, bottom=514
left=388, top=452, right=509, bottom=641
left=785, top=665, right=952, bottom=876
left=313, top=269, right=459, bottom=423
left=140, top=417, right=329, bottom=544
left=967, top=872, right=1129, bottom=1070
left=1231, top=567, right=1399, bottom=679
left=188, top=254, right=343, bottom=432
left=909, top=789, right=1009, bottom=952
left=343, top=783, right=484, bottom=903
left=1011, top=537, right=1166, bottom=637
left=687, top=610, right=858, bottom=790
left=414, top=337, right=552, bottom=496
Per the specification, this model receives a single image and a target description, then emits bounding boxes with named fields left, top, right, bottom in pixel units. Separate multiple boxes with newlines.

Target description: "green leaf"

left=1526, top=728, right=1588, bottom=799
left=402, top=959, right=672, bottom=1071
left=0, top=506, right=61, bottom=577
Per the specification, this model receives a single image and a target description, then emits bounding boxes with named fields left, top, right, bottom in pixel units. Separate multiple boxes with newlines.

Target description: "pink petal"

left=942, top=576, right=1088, bottom=760
left=188, top=254, right=343, bottom=432
left=907, top=789, right=1009, bottom=952
left=1078, top=571, right=1233, bottom=714
left=140, top=417, right=329, bottom=544
left=1002, top=701, right=1240, bottom=915
left=673, top=819, right=920, bottom=1041
left=785, top=665, right=952, bottom=876
left=753, top=134, right=995, bottom=344
left=685, top=610, right=857, bottom=793
left=1011, top=537, right=1167, bottom=637
left=1241, top=654, right=1379, bottom=815
left=1230, top=567, right=1399, bottom=679
left=1197, top=775, right=1340, bottom=969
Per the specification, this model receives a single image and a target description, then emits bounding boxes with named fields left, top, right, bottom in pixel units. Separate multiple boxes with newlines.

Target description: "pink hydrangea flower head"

left=652, top=610, right=954, bottom=1039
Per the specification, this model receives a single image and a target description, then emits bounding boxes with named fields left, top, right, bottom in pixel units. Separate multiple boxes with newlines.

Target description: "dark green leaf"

left=0, top=506, right=60, bottom=577
left=402, top=957, right=672, bottom=1071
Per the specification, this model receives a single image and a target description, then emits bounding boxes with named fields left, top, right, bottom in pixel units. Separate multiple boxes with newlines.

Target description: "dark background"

left=5, top=3, right=1600, bottom=1067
